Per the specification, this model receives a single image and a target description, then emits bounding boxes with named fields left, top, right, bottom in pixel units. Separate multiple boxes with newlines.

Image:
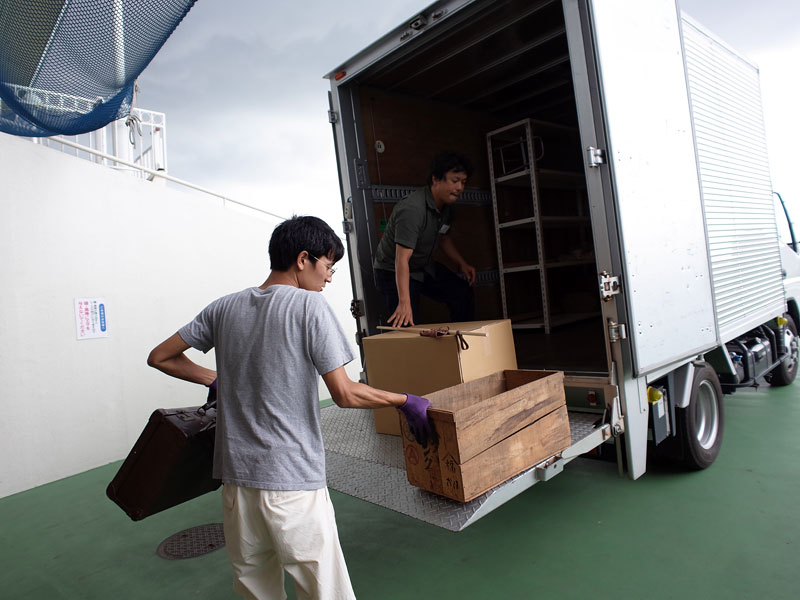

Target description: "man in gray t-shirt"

left=147, top=216, right=432, bottom=600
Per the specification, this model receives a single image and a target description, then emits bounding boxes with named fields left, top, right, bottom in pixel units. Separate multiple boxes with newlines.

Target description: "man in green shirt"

left=373, top=152, right=476, bottom=327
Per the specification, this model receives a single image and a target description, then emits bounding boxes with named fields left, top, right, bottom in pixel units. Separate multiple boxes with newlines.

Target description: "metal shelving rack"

left=487, top=118, right=594, bottom=334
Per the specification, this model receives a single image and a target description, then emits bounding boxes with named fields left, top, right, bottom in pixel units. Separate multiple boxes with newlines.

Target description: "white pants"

left=222, top=485, right=356, bottom=600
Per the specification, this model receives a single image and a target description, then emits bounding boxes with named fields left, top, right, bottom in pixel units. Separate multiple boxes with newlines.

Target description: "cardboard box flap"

left=415, top=320, right=504, bottom=333
left=364, top=336, right=462, bottom=396
left=369, top=320, right=504, bottom=340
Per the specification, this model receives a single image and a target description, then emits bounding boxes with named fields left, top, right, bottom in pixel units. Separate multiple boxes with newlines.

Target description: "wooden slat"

left=451, top=371, right=564, bottom=463
left=428, top=371, right=507, bottom=421
left=429, top=371, right=565, bottom=463
left=456, top=405, right=571, bottom=501
left=401, top=370, right=571, bottom=503
left=401, top=418, right=444, bottom=494
left=504, top=369, right=554, bottom=389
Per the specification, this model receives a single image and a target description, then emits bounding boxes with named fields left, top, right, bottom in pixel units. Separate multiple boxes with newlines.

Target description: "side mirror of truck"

left=775, top=192, right=798, bottom=254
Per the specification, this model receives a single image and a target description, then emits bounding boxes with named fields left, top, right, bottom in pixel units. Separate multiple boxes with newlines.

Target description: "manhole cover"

left=156, top=523, right=226, bottom=560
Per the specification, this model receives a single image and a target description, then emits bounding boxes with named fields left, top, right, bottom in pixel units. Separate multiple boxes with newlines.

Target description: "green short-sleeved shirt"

left=373, top=186, right=452, bottom=281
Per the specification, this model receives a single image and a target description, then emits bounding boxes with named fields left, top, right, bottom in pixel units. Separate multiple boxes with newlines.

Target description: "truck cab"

left=776, top=193, right=800, bottom=324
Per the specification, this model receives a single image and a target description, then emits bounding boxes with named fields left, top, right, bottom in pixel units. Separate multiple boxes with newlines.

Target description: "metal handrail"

left=7, top=83, right=98, bottom=114
left=47, top=135, right=287, bottom=221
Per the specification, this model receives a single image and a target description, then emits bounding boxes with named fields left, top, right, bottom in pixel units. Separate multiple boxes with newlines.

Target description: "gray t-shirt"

left=178, top=285, right=355, bottom=490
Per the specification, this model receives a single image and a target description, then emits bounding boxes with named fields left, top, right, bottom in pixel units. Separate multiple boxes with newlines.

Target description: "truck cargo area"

left=325, top=0, right=621, bottom=526
left=336, top=0, right=608, bottom=376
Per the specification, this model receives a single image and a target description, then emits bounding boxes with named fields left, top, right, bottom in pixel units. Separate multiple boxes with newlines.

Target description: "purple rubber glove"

left=206, top=379, right=217, bottom=404
left=399, top=394, right=434, bottom=447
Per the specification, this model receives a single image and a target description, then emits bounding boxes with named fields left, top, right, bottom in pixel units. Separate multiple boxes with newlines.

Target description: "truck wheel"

left=766, top=315, right=798, bottom=387
left=677, top=365, right=724, bottom=469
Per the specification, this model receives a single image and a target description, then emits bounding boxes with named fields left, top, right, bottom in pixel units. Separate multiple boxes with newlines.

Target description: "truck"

left=321, top=0, right=800, bottom=531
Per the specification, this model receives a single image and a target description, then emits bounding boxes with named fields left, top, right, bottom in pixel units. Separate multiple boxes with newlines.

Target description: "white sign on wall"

left=75, top=298, right=109, bottom=340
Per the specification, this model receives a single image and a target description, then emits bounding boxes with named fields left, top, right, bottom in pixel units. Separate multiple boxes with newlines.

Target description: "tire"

left=767, top=314, right=798, bottom=387
left=676, top=365, right=724, bottom=470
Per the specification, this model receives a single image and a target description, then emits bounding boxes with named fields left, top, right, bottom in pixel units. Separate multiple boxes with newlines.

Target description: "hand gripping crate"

left=400, top=370, right=570, bottom=502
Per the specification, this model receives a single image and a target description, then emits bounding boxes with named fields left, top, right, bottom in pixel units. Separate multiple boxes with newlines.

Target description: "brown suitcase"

left=106, top=401, right=221, bottom=521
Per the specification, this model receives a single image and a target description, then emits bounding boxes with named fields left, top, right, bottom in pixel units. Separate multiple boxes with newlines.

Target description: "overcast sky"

left=134, top=0, right=800, bottom=325
left=137, top=0, right=800, bottom=221
left=136, top=0, right=425, bottom=230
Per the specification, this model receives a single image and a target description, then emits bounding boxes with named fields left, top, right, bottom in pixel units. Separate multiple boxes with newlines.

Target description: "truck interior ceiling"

left=347, top=0, right=607, bottom=375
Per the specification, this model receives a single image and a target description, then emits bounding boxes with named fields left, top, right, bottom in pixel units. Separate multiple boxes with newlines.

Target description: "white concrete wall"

left=0, top=133, right=359, bottom=498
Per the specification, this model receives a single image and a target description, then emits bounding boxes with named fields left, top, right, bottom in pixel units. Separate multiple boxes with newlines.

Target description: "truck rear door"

left=563, top=0, right=719, bottom=479
left=564, top=0, right=718, bottom=378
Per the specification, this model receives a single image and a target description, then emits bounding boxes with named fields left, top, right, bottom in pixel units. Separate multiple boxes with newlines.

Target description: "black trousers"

left=374, top=262, right=475, bottom=324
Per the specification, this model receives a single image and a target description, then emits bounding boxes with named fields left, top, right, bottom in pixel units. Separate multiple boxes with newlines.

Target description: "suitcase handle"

left=197, top=399, right=217, bottom=415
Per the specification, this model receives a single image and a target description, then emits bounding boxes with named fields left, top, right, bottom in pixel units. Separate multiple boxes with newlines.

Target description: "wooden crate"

left=400, top=370, right=570, bottom=502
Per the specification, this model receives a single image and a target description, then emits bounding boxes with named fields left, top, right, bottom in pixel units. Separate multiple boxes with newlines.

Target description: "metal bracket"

left=610, top=390, right=624, bottom=437
left=409, top=14, right=427, bottom=30
left=328, top=110, right=338, bottom=124
left=353, top=158, right=369, bottom=190
left=599, top=271, right=621, bottom=301
left=534, top=456, right=565, bottom=482
left=350, top=299, right=364, bottom=319
left=608, top=320, right=627, bottom=343
left=587, top=146, right=606, bottom=168
left=355, top=330, right=367, bottom=347
left=343, top=197, right=354, bottom=234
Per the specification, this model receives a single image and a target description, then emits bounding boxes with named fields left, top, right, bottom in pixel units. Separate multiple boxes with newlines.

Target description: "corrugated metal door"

left=681, top=16, right=785, bottom=341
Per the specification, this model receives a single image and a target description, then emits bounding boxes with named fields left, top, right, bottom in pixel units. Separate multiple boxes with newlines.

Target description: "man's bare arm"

left=322, top=366, right=407, bottom=409
left=147, top=332, right=217, bottom=385
left=389, top=244, right=415, bottom=326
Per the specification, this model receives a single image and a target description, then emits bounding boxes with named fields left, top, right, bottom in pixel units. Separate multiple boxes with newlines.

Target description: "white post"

left=153, top=127, right=165, bottom=172
left=113, top=118, right=133, bottom=167
left=112, top=0, right=125, bottom=87
left=97, top=124, right=108, bottom=166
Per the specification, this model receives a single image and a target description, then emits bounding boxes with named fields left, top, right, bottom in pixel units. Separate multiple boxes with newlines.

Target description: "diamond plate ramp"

left=322, top=406, right=489, bottom=532
left=322, top=406, right=603, bottom=532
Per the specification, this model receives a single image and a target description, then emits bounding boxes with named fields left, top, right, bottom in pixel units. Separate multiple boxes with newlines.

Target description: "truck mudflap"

left=322, top=406, right=613, bottom=532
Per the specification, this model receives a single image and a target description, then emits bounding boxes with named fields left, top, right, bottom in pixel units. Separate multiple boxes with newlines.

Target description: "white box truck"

left=321, top=0, right=800, bottom=530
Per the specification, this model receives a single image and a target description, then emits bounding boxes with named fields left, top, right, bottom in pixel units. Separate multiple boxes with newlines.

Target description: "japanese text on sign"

left=74, top=298, right=109, bottom=340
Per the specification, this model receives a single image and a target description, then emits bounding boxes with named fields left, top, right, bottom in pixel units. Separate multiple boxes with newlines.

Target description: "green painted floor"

left=2, top=382, right=799, bottom=599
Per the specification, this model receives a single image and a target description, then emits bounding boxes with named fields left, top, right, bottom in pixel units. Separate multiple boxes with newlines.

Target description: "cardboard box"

left=363, top=320, right=518, bottom=435
left=400, top=370, right=571, bottom=503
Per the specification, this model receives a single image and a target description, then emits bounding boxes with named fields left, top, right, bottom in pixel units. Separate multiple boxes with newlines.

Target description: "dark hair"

left=268, top=215, right=345, bottom=272
left=428, top=151, right=473, bottom=186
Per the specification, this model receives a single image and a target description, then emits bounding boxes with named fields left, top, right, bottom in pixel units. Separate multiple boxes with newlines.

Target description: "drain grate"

left=156, top=523, right=226, bottom=560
